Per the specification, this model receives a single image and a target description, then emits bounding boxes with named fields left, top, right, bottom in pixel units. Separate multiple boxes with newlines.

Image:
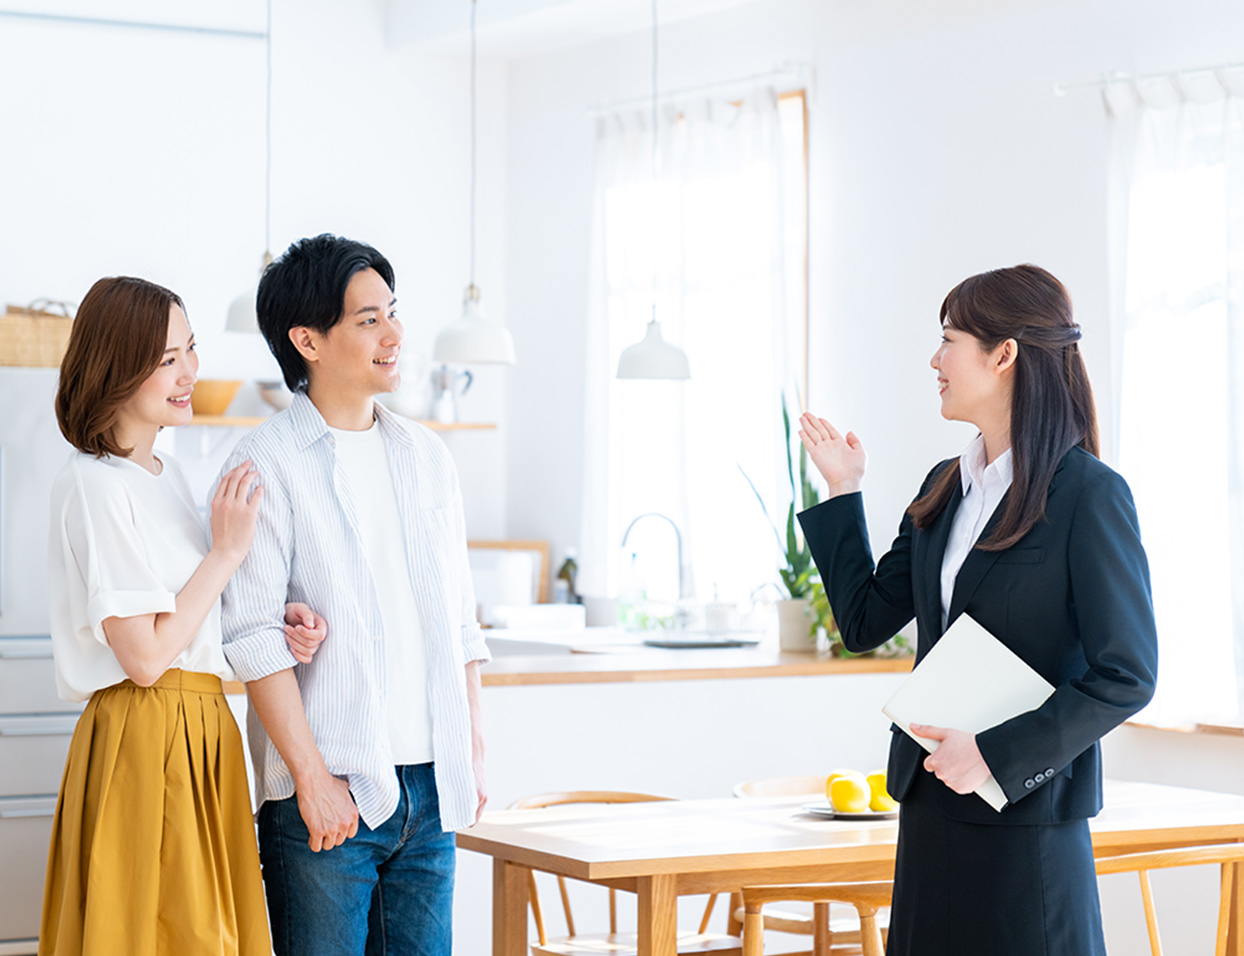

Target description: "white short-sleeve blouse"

left=47, top=451, right=235, bottom=702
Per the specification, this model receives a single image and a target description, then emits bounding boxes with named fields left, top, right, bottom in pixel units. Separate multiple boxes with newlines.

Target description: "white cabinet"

left=0, top=638, right=79, bottom=955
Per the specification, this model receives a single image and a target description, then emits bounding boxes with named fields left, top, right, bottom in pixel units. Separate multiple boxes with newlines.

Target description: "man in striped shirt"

left=219, top=234, right=489, bottom=956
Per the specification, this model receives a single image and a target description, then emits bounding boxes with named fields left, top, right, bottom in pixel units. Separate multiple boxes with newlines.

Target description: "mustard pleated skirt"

left=39, top=670, right=271, bottom=956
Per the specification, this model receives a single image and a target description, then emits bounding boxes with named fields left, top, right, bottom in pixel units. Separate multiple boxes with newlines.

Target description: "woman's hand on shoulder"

left=798, top=413, right=866, bottom=497
left=283, top=603, right=328, bottom=664
left=210, top=461, right=263, bottom=566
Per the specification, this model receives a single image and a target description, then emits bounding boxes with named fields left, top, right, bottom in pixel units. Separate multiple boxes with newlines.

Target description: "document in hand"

left=882, top=613, right=1055, bottom=812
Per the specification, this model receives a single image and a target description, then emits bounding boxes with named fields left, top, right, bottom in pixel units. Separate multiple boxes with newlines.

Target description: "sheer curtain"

left=578, top=90, right=796, bottom=606
left=1106, top=68, right=1244, bottom=724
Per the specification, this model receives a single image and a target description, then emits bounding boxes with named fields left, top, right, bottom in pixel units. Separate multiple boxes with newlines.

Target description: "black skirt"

left=886, top=770, right=1106, bottom=956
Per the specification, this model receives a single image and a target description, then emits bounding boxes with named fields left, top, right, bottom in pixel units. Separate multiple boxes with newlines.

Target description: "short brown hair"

left=56, top=277, right=185, bottom=458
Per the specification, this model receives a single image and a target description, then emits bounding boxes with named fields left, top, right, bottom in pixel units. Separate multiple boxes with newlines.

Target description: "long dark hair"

left=56, top=276, right=185, bottom=458
left=907, top=264, right=1098, bottom=550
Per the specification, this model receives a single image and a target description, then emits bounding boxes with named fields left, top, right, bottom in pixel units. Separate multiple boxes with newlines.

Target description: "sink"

left=484, top=626, right=639, bottom=656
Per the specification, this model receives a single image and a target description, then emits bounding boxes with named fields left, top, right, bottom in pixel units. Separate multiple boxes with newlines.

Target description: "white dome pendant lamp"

left=226, top=0, right=274, bottom=337
left=433, top=0, right=516, bottom=367
left=616, top=0, right=690, bottom=381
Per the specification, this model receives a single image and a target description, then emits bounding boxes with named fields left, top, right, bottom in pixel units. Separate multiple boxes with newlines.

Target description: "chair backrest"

left=509, top=790, right=674, bottom=810
left=732, top=776, right=828, bottom=799
left=1095, top=843, right=1244, bottom=956
left=741, top=882, right=891, bottom=956
left=507, top=791, right=677, bottom=943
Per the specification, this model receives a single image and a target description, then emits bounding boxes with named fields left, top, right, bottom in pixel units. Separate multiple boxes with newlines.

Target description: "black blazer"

left=798, top=446, right=1158, bottom=826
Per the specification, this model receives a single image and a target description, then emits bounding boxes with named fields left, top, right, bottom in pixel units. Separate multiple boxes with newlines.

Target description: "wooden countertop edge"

left=1123, top=719, right=1244, bottom=737
left=223, top=657, right=913, bottom=694
left=479, top=654, right=914, bottom=687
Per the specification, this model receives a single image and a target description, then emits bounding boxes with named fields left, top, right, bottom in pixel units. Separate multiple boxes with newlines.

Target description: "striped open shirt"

left=219, top=391, right=489, bottom=831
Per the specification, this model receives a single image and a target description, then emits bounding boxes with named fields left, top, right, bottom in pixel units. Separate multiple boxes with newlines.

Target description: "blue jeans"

left=257, top=763, right=456, bottom=956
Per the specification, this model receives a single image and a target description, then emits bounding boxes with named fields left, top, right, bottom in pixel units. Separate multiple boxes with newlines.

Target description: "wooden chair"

left=741, top=883, right=891, bottom=956
left=508, top=791, right=741, bottom=955
left=1095, top=842, right=1244, bottom=956
left=730, top=777, right=890, bottom=955
left=732, top=775, right=828, bottom=799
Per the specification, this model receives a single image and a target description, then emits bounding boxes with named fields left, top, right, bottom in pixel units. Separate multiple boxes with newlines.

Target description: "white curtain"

left=1106, top=68, right=1244, bottom=724
left=579, top=90, right=796, bottom=606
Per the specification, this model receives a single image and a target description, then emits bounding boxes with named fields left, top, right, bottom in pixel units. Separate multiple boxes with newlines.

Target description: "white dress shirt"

left=48, top=452, right=234, bottom=702
left=219, top=392, right=489, bottom=831
left=939, top=434, right=1013, bottom=630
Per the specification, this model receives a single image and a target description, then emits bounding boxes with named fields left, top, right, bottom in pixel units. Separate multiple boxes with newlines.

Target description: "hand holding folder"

left=882, top=614, right=1055, bottom=811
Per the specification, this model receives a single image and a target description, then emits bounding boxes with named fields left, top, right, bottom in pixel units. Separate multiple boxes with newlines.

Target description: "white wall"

left=0, top=0, right=510, bottom=535
left=502, top=0, right=1244, bottom=567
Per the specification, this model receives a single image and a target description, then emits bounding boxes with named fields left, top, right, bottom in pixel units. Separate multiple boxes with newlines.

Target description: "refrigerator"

left=0, top=367, right=81, bottom=955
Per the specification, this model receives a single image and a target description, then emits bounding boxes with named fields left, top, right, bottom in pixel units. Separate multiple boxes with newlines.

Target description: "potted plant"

left=742, top=401, right=841, bottom=651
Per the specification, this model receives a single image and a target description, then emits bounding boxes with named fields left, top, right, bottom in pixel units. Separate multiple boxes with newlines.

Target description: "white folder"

left=882, top=613, right=1055, bottom=812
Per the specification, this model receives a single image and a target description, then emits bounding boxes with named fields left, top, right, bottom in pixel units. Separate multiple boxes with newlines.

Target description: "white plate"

left=801, top=801, right=898, bottom=820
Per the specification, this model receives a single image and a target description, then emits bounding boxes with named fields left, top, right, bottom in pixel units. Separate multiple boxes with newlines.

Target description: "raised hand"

left=797, top=413, right=867, bottom=497
left=283, top=603, right=328, bottom=665
left=210, top=461, right=263, bottom=565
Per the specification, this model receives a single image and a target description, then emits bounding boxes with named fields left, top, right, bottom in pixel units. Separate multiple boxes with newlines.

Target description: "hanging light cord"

left=651, top=0, right=658, bottom=183
left=469, top=0, right=477, bottom=290
left=650, top=0, right=658, bottom=320
left=264, top=0, right=272, bottom=259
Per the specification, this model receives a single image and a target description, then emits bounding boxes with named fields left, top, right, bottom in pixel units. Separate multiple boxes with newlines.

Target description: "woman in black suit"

left=796, top=264, right=1157, bottom=956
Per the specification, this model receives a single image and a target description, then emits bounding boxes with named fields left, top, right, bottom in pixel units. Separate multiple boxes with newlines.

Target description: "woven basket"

left=1, top=301, right=74, bottom=367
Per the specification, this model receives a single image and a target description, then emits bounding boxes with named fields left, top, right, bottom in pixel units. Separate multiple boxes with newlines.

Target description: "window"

left=580, top=89, right=808, bottom=610
left=1108, top=75, right=1244, bottom=725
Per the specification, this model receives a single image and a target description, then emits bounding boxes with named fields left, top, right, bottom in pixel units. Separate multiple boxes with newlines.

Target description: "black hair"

left=908, top=264, right=1098, bottom=550
left=256, top=233, right=396, bottom=390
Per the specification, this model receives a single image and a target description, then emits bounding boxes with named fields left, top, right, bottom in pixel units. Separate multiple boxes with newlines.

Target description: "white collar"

left=960, top=433, right=1013, bottom=495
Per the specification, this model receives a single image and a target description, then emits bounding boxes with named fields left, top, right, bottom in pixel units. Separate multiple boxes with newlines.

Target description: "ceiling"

left=384, top=0, right=1059, bottom=60
left=384, top=0, right=766, bottom=58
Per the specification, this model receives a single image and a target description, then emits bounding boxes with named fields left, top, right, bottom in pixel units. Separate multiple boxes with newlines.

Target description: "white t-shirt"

left=47, top=452, right=235, bottom=702
left=328, top=422, right=434, bottom=765
left=939, top=433, right=1014, bottom=629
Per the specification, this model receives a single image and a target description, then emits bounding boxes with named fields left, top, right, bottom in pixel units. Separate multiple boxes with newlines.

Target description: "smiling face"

left=114, top=304, right=198, bottom=434
left=294, top=267, right=402, bottom=403
left=929, top=324, right=1014, bottom=430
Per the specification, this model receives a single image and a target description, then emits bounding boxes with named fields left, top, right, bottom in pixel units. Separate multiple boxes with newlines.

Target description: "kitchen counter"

left=478, top=625, right=913, bottom=685
left=479, top=645, right=913, bottom=686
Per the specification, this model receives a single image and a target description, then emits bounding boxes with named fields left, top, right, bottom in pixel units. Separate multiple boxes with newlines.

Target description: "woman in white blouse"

left=39, top=276, right=325, bottom=956
left=796, top=264, right=1157, bottom=955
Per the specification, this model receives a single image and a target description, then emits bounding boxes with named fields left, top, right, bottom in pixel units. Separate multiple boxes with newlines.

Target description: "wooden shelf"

left=189, top=415, right=495, bottom=431
left=189, top=415, right=268, bottom=427
left=418, top=420, right=496, bottom=431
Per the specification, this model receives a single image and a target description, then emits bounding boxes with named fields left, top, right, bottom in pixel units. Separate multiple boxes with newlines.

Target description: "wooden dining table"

left=457, top=779, right=1244, bottom=956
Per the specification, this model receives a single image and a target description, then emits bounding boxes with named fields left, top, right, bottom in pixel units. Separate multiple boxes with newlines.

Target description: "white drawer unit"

left=0, top=638, right=75, bottom=953
left=0, top=639, right=82, bottom=716
left=0, top=795, right=56, bottom=949
left=0, top=716, right=78, bottom=797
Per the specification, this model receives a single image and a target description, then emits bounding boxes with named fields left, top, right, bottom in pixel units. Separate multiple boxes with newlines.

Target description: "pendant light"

left=615, top=0, right=690, bottom=381
left=432, top=0, right=516, bottom=366
left=225, top=0, right=273, bottom=335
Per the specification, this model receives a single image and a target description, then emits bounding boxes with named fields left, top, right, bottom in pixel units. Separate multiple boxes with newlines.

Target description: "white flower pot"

left=777, top=598, right=816, bottom=652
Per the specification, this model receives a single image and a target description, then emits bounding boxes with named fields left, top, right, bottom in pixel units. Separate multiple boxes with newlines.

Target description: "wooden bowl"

left=189, top=379, right=243, bottom=416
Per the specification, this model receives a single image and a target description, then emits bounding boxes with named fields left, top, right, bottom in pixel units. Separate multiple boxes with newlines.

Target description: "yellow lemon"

left=866, top=770, right=899, bottom=812
left=828, top=772, right=871, bottom=813
left=825, top=769, right=859, bottom=800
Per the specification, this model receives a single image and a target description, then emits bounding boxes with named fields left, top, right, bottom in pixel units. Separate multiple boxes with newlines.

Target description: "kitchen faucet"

left=621, top=511, right=690, bottom=601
